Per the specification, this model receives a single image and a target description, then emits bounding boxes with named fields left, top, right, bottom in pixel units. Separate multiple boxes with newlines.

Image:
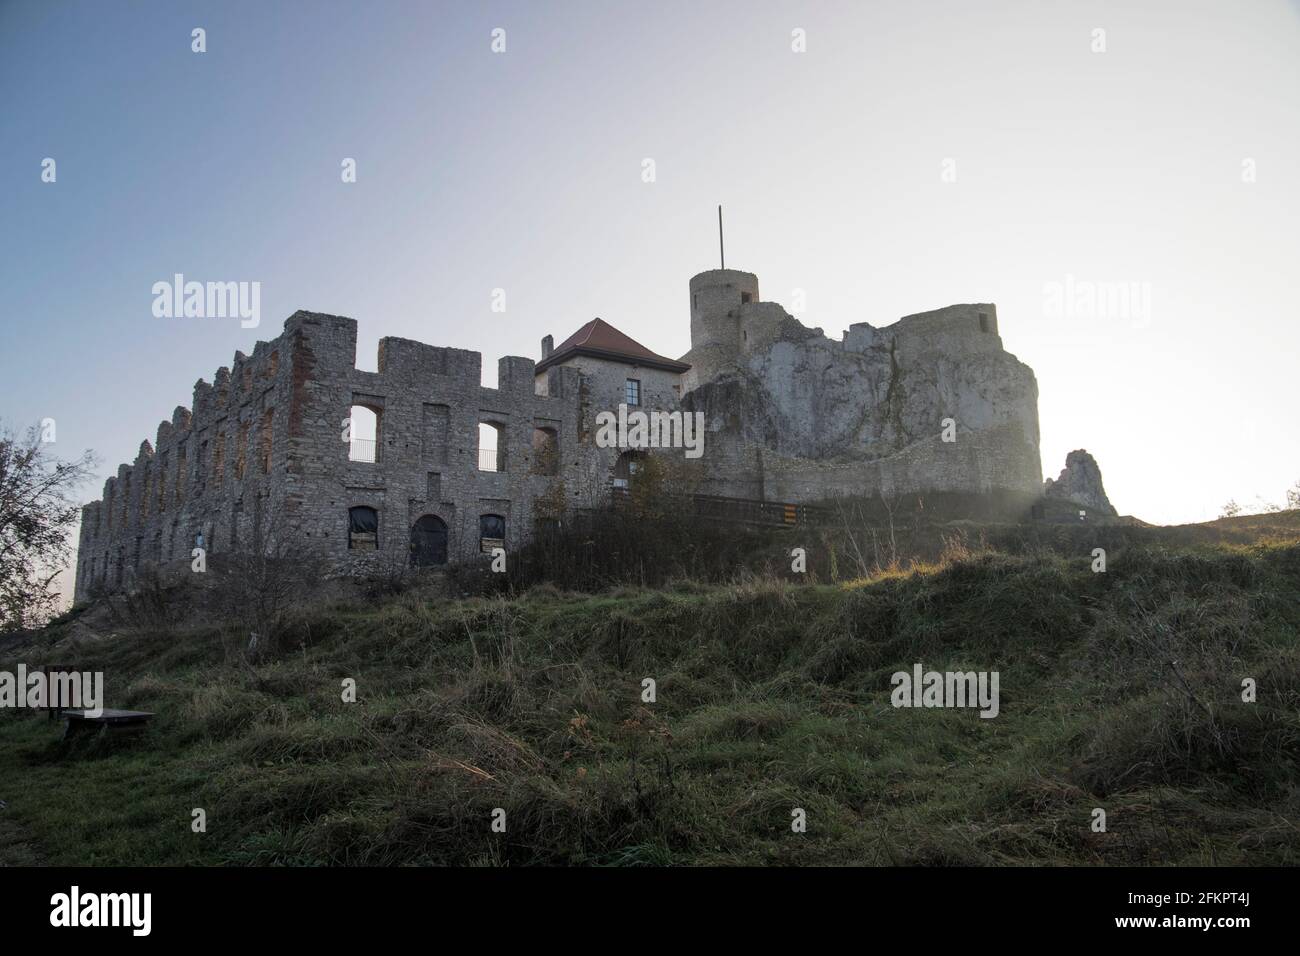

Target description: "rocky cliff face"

left=1043, top=449, right=1116, bottom=516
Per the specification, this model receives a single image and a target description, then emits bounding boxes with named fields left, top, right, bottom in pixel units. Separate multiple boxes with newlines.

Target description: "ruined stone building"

left=74, top=266, right=1054, bottom=600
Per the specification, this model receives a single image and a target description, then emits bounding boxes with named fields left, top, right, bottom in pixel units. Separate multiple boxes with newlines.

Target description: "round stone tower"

left=681, top=269, right=759, bottom=392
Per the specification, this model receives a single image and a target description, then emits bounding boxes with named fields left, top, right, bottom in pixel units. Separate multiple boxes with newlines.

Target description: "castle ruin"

left=74, top=266, right=1047, bottom=600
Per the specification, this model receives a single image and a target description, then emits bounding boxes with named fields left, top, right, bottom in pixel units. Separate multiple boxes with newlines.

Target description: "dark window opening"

left=612, top=450, right=644, bottom=491
left=410, top=514, right=448, bottom=567
left=479, top=513, right=506, bottom=553
left=348, top=506, right=379, bottom=550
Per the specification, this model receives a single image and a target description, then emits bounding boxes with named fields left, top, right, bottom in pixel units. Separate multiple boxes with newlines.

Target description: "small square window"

left=625, top=379, right=641, bottom=407
left=348, top=506, right=379, bottom=550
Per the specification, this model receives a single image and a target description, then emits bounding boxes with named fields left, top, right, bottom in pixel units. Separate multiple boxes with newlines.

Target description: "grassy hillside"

left=2, top=519, right=1299, bottom=866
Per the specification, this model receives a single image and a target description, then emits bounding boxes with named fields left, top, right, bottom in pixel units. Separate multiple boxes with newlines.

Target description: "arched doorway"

left=409, top=514, right=448, bottom=567
left=612, top=450, right=645, bottom=491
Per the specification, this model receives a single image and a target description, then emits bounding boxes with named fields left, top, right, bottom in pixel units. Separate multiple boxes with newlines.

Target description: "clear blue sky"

left=2, top=0, right=1298, bottom=556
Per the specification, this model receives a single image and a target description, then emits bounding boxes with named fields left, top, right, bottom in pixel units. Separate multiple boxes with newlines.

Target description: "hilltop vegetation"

left=1, top=510, right=1299, bottom=866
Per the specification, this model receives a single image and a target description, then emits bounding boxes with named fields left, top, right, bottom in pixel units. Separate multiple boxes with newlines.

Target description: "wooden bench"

left=62, top=709, right=154, bottom=741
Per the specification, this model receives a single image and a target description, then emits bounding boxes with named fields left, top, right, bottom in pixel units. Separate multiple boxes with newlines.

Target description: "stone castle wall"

left=74, top=325, right=293, bottom=599
left=75, top=271, right=1047, bottom=599
left=681, top=299, right=1041, bottom=502
left=74, top=311, right=586, bottom=600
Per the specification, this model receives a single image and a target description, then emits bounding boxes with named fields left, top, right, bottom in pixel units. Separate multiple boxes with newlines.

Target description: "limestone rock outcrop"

left=1043, top=449, right=1116, bottom=516
left=681, top=296, right=1043, bottom=501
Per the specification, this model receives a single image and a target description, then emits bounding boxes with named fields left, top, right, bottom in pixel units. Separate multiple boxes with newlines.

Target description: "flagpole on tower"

left=718, top=205, right=725, bottom=270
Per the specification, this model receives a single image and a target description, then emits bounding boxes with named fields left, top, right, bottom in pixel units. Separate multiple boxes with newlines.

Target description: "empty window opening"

left=348, top=506, right=379, bottom=550
left=612, top=450, right=644, bottom=491
left=349, top=404, right=380, bottom=463
left=978, top=312, right=990, bottom=334
left=625, top=378, right=641, bottom=407
left=478, top=422, right=505, bottom=472
left=531, top=427, right=559, bottom=475
left=479, top=513, right=506, bottom=553
left=741, top=292, right=752, bottom=304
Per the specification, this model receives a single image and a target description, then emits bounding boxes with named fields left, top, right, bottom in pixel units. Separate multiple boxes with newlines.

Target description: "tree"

left=1287, top=480, right=1300, bottom=511
left=1219, top=499, right=1241, bottom=519
left=0, top=423, right=97, bottom=631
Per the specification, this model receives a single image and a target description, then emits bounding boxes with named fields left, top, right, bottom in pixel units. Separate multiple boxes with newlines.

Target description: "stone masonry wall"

left=682, top=300, right=1042, bottom=502
left=74, top=327, right=292, bottom=600
left=75, top=311, right=585, bottom=599
left=75, top=278, right=1048, bottom=599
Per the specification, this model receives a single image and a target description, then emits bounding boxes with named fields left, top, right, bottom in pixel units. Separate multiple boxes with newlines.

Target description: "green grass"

left=2, top=536, right=1299, bottom=866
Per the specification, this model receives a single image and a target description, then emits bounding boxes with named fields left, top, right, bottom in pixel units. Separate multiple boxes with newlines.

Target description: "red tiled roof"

left=536, top=318, right=689, bottom=374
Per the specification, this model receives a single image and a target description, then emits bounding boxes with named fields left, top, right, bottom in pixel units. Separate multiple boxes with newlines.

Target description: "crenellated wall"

left=74, top=311, right=585, bottom=599
left=75, top=323, right=291, bottom=598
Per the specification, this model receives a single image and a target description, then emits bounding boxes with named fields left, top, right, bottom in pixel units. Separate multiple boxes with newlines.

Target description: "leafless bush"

left=357, top=541, right=421, bottom=602
left=830, top=491, right=901, bottom=578
left=206, top=503, right=326, bottom=660
left=101, top=563, right=186, bottom=630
